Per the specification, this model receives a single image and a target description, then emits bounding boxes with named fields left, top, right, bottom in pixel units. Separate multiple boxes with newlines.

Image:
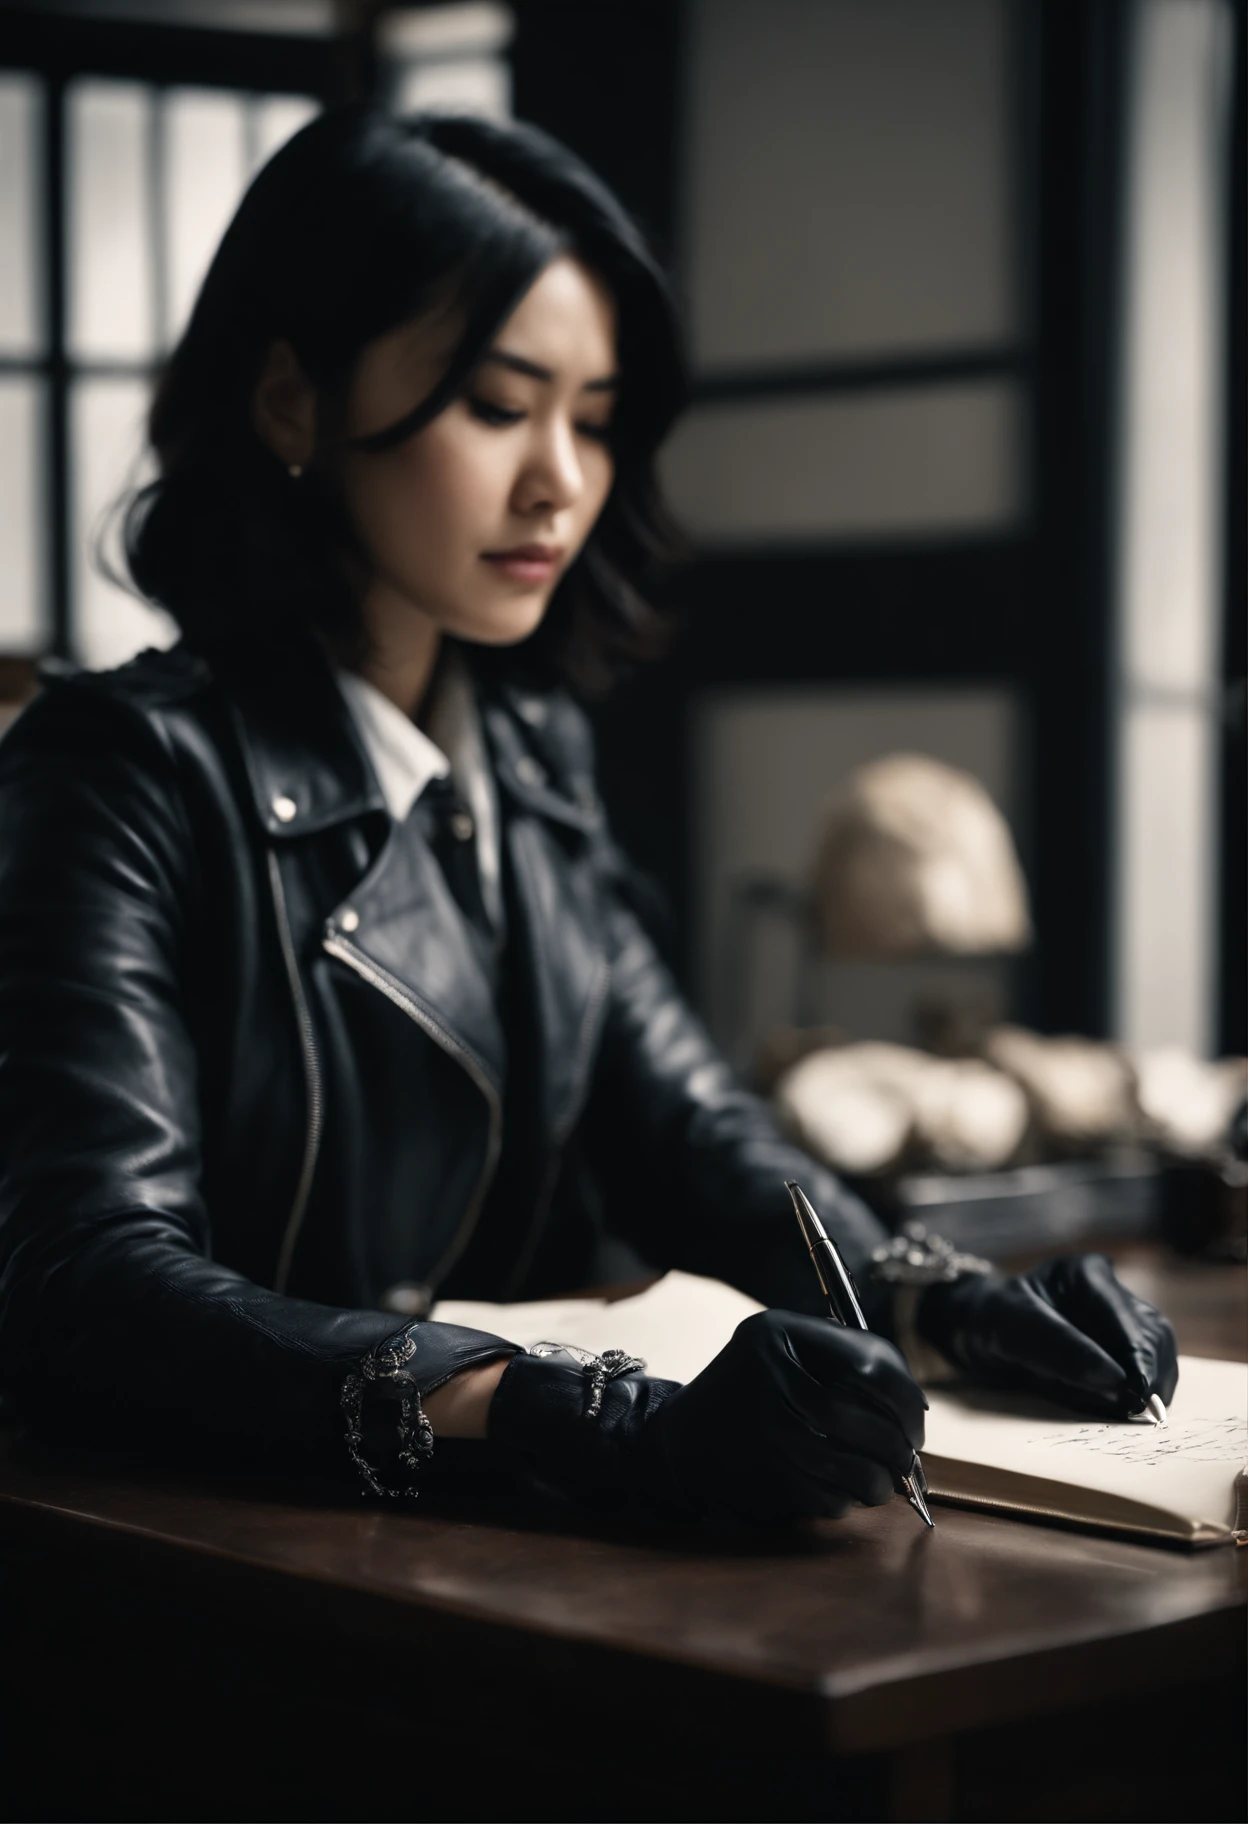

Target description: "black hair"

left=123, top=106, right=687, bottom=693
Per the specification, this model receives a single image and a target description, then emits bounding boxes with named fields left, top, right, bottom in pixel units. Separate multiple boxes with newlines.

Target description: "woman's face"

left=337, top=255, right=619, bottom=649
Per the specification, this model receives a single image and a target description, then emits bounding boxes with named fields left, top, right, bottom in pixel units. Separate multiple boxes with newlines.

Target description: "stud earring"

left=288, top=463, right=304, bottom=479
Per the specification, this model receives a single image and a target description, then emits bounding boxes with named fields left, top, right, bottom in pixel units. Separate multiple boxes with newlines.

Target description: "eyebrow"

left=480, top=349, right=621, bottom=393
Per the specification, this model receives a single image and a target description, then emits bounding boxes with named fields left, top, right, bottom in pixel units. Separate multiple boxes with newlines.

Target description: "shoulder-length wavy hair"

left=123, top=106, right=687, bottom=694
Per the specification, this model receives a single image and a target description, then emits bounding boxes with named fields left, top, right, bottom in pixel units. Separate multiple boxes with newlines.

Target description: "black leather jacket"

left=0, top=642, right=886, bottom=1472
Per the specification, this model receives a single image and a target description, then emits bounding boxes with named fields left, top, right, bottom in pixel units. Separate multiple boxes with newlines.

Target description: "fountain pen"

left=785, top=1181, right=935, bottom=1529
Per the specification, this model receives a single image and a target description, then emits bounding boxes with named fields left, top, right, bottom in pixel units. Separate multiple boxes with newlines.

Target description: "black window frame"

left=0, top=8, right=363, bottom=662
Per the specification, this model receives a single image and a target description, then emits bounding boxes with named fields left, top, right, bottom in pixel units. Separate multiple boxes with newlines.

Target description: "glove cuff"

left=871, top=1226, right=995, bottom=1378
left=488, top=1347, right=679, bottom=1506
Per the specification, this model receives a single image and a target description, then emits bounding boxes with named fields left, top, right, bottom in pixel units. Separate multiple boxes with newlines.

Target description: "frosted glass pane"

left=0, top=76, right=42, bottom=356
left=1112, top=0, right=1230, bottom=1056
left=394, top=59, right=511, bottom=120
left=68, top=81, right=155, bottom=362
left=661, top=381, right=1026, bottom=543
left=0, top=377, right=45, bottom=652
left=163, top=88, right=249, bottom=347
left=249, top=93, right=319, bottom=174
left=685, top=0, right=1019, bottom=366
left=1117, top=705, right=1216, bottom=1055
left=71, top=379, right=176, bottom=671
left=1118, top=0, right=1228, bottom=693
left=379, top=4, right=514, bottom=58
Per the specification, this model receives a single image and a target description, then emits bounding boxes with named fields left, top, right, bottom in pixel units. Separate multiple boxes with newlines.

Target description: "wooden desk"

left=0, top=1246, right=1243, bottom=1824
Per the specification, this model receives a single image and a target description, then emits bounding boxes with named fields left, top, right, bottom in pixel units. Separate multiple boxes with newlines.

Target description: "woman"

left=0, top=108, right=1175, bottom=1520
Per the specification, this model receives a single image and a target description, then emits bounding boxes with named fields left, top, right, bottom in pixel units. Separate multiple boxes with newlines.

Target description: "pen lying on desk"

left=785, top=1181, right=935, bottom=1529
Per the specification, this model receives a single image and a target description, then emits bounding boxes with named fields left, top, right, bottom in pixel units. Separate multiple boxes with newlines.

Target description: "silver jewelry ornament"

left=341, top=1331, right=434, bottom=1500
left=868, top=1221, right=993, bottom=1286
left=527, top=1341, right=647, bottom=1418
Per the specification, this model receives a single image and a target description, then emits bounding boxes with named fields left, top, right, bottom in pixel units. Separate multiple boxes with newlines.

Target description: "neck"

left=355, top=580, right=443, bottom=721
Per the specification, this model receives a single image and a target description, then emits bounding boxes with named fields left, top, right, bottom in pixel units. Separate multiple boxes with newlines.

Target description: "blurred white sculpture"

left=775, top=1041, right=1028, bottom=1176
left=908, top=1056, right=1030, bottom=1173
left=812, top=754, right=1032, bottom=960
left=1134, top=1049, right=1248, bottom=1156
left=984, top=1025, right=1136, bottom=1149
left=776, top=1050, right=912, bottom=1175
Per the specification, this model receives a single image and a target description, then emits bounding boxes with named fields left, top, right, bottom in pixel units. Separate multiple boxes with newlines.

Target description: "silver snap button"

left=449, top=810, right=475, bottom=842
left=272, top=794, right=297, bottom=823
left=338, top=907, right=360, bottom=933
left=518, top=697, right=547, bottom=727
left=515, top=755, right=546, bottom=788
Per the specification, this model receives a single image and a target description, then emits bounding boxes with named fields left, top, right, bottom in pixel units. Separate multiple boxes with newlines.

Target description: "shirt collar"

left=335, top=667, right=451, bottom=825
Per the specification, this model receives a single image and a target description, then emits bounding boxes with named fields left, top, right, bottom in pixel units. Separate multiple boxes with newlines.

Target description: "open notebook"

left=435, top=1271, right=1248, bottom=1547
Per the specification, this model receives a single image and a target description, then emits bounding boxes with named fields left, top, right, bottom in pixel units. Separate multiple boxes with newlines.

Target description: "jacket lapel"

left=229, top=644, right=504, bottom=1094
left=229, top=643, right=611, bottom=1134
left=327, top=814, right=505, bottom=1097
left=480, top=685, right=610, bottom=1145
left=504, top=817, right=610, bottom=1144
left=223, top=642, right=385, bottom=838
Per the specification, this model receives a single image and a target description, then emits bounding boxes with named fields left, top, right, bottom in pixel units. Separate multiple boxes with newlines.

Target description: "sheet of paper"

left=433, top=1270, right=762, bottom=1384
left=923, top=1354, right=1248, bottom=1530
left=437, top=1274, right=1246, bottom=1529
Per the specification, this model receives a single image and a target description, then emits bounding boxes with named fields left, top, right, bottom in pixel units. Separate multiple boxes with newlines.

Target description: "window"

left=667, top=0, right=1031, bottom=1051
left=65, top=81, right=318, bottom=668
left=377, top=2, right=513, bottom=120
left=0, top=45, right=318, bottom=671
left=0, top=74, right=48, bottom=658
left=664, top=0, right=1028, bottom=548
left=1112, top=0, right=1234, bottom=1054
left=1, top=0, right=518, bottom=675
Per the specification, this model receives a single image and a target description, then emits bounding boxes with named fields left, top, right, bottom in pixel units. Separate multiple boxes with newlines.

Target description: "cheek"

left=575, top=448, right=616, bottom=538
left=347, top=424, right=507, bottom=575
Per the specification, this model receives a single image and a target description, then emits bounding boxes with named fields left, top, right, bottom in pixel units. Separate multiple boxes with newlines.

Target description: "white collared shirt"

left=336, top=653, right=504, bottom=933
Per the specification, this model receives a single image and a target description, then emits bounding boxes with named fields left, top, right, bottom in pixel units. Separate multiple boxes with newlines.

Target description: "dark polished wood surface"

left=0, top=1244, right=1243, bottom=1822
left=1111, top=1241, right=1248, bottom=1361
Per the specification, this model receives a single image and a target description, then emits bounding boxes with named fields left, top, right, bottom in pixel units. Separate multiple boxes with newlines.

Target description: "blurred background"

left=0, top=0, right=1242, bottom=1251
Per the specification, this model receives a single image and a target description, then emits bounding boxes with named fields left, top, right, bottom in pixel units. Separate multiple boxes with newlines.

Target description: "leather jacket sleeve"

left=0, top=686, right=513, bottom=1466
left=585, top=843, right=892, bottom=1324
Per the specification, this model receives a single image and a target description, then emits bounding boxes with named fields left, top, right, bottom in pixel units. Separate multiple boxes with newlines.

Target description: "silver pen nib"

left=902, top=1453, right=935, bottom=1527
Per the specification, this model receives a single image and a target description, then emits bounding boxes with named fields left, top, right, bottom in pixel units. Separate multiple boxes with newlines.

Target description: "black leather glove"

left=917, top=1253, right=1179, bottom=1419
left=489, top=1309, right=927, bottom=1524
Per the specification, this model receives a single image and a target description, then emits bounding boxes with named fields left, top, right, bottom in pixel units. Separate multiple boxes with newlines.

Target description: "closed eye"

left=468, top=395, right=613, bottom=445
left=467, top=397, right=524, bottom=428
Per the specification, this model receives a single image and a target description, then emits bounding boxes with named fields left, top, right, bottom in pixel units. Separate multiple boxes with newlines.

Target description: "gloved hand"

left=488, top=1309, right=927, bottom=1524
left=916, top=1253, right=1179, bottom=1418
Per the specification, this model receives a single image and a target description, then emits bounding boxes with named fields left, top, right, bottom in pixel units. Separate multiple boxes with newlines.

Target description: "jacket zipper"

left=503, top=955, right=611, bottom=1297
left=268, top=852, right=325, bottom=1295
left=322, top=929, right=504, bottom=1295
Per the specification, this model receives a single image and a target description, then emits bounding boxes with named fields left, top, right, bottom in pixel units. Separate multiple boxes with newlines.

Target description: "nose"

left=511, top=413, right=585, bottom=518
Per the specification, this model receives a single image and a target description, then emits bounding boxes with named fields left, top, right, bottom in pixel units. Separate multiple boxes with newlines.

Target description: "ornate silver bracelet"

left=340, top=1330, right=434, bottom=1500
left=527, top=1342, right=647, bottom=1417
left=868, top=1223, right=992, bottom=1382
left=868, top=1221, right=993, bottom=1286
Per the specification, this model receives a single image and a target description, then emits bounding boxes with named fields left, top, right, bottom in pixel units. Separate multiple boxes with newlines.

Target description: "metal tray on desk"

left=860, top=1152, right=1160, bottom=1259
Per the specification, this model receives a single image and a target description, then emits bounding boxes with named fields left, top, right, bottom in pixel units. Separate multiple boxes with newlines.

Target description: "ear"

left=251, top=339, right=317, bottom=470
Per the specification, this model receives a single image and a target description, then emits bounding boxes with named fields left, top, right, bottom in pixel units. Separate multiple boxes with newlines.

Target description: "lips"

left=481, top=543, right=566, bottom=584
